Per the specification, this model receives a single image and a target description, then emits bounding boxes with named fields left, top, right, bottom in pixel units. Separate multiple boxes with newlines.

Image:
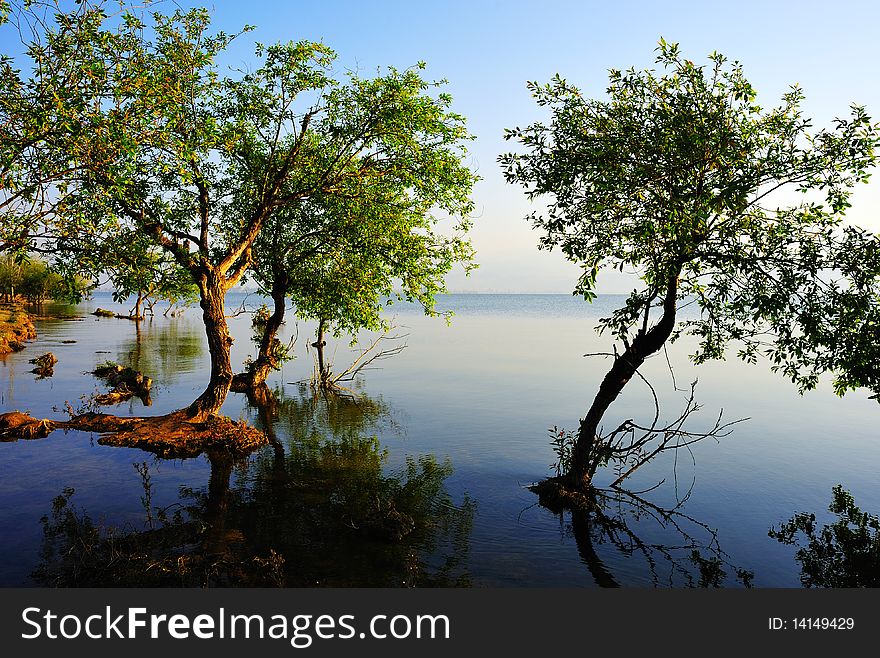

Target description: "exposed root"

left=0, top=410, right=268, bottom=458
left=93, top=362, right=152, bottom=406
left=0, top=411, right=56, bottom=441
left=93, top=412, right=267, bottom=459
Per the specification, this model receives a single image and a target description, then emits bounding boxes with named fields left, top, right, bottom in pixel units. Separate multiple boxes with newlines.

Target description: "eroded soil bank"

left=0, top=304, right=36, bottom=355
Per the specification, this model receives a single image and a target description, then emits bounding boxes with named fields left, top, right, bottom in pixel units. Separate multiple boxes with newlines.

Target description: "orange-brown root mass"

left=0, top=409, right=267, bottom=459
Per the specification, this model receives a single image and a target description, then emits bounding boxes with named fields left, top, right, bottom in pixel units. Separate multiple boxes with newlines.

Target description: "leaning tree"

left=6, top=2, right=475, bottom=420
left=501, top=39, right=879, bottom=492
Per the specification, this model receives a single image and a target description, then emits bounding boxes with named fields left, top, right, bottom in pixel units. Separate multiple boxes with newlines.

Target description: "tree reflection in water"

left=541, top=487, right=754, bottom=587
left=770, top=485, right=880, bottom=587
left=118, top=316, right=205, bottom=387
left=33, top=386, right=474, bottom=587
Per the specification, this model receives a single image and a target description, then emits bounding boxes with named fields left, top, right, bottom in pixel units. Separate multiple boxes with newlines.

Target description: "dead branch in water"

left=564, top=350, right=747, bottom=487
left=310, top=327, right=408, bottom=394
left=29, top=352, right=57, bottom=378
left=602, top=381, right=747, bottom=487
left=92, top=362, right=153, bottom=406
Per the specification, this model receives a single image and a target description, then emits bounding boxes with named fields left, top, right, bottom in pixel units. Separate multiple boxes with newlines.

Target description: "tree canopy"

left=501, top=39, right=879, bottom=489
left=1, top=1, right=476, bottom=419
left=238, top=74, right=477, bottom=391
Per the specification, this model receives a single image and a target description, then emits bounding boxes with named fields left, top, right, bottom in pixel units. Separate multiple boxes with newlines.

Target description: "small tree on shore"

left=501, top=40, right=879, bottom=492
left=0, top=254, right=84, bottom=303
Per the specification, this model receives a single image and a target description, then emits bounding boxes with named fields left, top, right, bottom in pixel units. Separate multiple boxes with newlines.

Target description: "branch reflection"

left=33, top=385, right=474, bottom=587
left=542, top=487, right=754, bottom=587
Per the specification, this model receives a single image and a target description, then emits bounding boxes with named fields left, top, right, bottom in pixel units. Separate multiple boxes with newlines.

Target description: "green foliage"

left=246, top=303, right=291, bottom=366
left=102, top=231, right=198, bottom=315
left=548, top=425, right=577, bottom=477
left=501, top=39, right=880, bottom=397
left=245, top=64, right=478, bottom=345
left=0, top=2, right=75, bottom=255
left=770, top=485, right=880, bottom=587
left=3, top=2, right=476, bottom=413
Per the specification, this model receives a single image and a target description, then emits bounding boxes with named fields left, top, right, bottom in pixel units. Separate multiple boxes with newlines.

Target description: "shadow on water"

left=769, top=485, right=880, bottom=587
left=32, top=386, right=474, bottom=587
left=540, top=487, right=754, bottom=588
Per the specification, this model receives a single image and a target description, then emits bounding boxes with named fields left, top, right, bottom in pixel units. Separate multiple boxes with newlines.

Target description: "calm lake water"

left=1, top=292, right=878, bottom=586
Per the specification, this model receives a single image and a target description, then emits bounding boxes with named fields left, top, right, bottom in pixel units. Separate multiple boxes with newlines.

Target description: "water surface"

left=1, top=293, right=877, bottom=586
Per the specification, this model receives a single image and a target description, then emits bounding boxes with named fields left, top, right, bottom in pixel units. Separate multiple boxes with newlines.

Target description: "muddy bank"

left=0, top=304, right=36, bottom=355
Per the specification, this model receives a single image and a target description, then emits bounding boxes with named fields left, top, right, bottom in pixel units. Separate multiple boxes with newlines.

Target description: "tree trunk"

left=231, top=276, right=287, bottom=392
left=569, top=273, right=681, bottom=488
left=187, top=270, right=233, bottom=421
left=313, top=318, right=328, bottom=387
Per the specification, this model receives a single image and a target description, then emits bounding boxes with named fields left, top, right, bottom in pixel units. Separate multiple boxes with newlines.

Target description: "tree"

left=501, top=40, right=879, bottom=491
left=0, top=0, right=88, bottom=256
left=233, top=67, right=476, bottom=392
left=8, top=2, right=474, bottom=421
left=0, top=253, right=86, bottom=303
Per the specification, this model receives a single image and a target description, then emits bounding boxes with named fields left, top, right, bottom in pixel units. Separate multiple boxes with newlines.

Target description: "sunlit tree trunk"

left=132, top=291, right=144, bottom=320
left=231, top=275, right=287, bottom=392
left=187, top=269, right=234, bottom=421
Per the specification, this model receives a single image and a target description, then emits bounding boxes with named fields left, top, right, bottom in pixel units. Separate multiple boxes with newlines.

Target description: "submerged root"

left=361, top=501, right=416, bottom=541
left=0, top=411, right=56, bottom=441
left=0, top=409, right=267, bottom=458
left=93, top=362, right=152, bottom=406
left=29, top=352, right=58, bottom=378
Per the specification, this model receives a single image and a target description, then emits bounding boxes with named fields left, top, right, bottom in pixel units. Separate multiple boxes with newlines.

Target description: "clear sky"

left=189, top=1, right=880, bottom=292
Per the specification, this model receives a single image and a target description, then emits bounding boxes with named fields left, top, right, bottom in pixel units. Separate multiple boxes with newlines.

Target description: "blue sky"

left=141, top=2, right=880, bottom=290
